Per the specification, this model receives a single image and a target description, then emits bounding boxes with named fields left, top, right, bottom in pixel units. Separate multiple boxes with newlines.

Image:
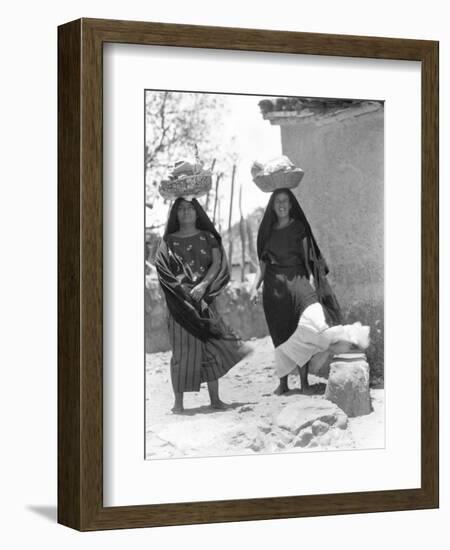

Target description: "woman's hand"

left=190, top=281, right=208, bottom=302
left=250, top=286, right=261, bottom=304
left=249, top=262, right=265, bottom=305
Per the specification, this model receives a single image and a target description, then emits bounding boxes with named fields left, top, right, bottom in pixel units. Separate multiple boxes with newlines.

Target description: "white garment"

left=274, top=302, right=370, bottom=378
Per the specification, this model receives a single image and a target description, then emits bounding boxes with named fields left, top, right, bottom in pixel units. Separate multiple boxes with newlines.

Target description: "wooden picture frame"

left=58, top=18, right=439, bottom=531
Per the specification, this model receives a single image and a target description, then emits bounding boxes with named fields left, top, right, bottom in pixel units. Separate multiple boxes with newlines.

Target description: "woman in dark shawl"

left=155, top=197, right=249, bottom=413
left=250, top=188, right=369, bottom=394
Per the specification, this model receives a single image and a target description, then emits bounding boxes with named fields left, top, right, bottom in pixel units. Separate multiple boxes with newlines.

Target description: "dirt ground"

left=145, top=337, right=384, bottom=460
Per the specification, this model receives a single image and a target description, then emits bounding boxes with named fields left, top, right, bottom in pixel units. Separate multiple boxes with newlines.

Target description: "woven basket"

left=253, top=168, right=304, bottom=193
left=159, top=173, right=212, bottom=200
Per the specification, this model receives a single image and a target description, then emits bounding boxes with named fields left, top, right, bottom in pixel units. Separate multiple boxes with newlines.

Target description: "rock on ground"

left=275, top=399, right=348, bottom=434
left=325, top=355, right=371, bottom=417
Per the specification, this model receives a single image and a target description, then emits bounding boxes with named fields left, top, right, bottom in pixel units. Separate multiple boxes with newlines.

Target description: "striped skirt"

left=167, top=307, right=248, bottom=393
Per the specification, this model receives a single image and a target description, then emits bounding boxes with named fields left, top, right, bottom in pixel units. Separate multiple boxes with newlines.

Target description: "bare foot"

left=171, top=405, right=184, bottom=414
left=210, top=400, right=229, bottom=410
left=273, top=384, right=290, bottom=396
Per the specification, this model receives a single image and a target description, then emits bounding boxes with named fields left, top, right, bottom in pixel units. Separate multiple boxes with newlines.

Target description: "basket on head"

left=159, top=173, right=212, bottom=200
left=251, top=155, right=304, bottom=193
left=159, top=159, right=212, bottom=200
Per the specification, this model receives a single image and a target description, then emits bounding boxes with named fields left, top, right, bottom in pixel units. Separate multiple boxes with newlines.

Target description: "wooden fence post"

left=227, top=165, right=236, bottom=270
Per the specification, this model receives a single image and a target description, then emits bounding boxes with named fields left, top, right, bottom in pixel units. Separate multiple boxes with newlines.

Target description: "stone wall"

left=145, top=278, right=269, bottom=353
left=145, top=279, right=172, bottom=353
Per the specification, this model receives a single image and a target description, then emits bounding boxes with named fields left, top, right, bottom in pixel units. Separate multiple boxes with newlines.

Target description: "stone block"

left=325, top=354, right=371, bottom=417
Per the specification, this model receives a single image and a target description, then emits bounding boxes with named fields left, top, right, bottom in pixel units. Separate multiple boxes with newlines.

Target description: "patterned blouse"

left=166, top=230, right=220, bottom=285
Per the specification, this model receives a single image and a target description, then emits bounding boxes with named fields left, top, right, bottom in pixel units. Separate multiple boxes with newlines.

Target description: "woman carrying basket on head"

left=249, top=163, right=369, bottom=395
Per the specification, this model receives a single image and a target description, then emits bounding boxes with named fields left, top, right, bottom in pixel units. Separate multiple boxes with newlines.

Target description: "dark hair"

left=257, top=188, right=307, bottom=259
left=156, top=197, right=231, bottom=339
left=163, top=198, right=222, bottom=243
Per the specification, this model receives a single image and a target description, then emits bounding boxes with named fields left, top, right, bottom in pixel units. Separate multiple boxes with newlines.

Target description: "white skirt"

left=274, top=302, right=370, bottom=378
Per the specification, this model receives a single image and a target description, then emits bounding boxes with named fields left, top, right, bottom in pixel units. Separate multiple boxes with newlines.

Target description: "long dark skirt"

left=167, top=306, right=247, bottom=393
left=262, top=264, right=318, bottom=347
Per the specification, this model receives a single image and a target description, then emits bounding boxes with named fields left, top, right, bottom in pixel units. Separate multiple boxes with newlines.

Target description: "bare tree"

left=145, top=92, right=225, bottom=213
left=145, top=92, right=246, bottom=234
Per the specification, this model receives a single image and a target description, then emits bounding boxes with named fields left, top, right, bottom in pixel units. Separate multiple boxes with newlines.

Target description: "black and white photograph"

left=144, top=90, right=385, bottom=460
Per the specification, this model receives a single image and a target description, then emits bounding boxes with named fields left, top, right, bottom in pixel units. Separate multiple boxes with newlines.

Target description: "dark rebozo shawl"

left=257, top=188, right=342, bottom=326
left=155, top=198, right=231, bottom=341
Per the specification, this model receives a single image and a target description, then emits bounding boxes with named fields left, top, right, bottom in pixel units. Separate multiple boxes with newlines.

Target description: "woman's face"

left=273, top=192, right=291, bottom=220
left=176, top=200, right=197, bottom=226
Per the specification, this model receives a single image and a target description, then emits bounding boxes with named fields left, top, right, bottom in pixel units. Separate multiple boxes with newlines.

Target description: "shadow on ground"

left=172, top=401, right=256, bottom=416
left=261, top=382, right=326, bottom=398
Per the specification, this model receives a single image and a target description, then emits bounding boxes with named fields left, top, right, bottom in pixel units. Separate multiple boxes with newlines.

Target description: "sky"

left=218, top=94, right=282, bottom=220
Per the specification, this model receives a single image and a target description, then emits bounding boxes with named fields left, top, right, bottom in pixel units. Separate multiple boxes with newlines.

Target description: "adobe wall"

left=280, top=109, right=384, bottom=378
